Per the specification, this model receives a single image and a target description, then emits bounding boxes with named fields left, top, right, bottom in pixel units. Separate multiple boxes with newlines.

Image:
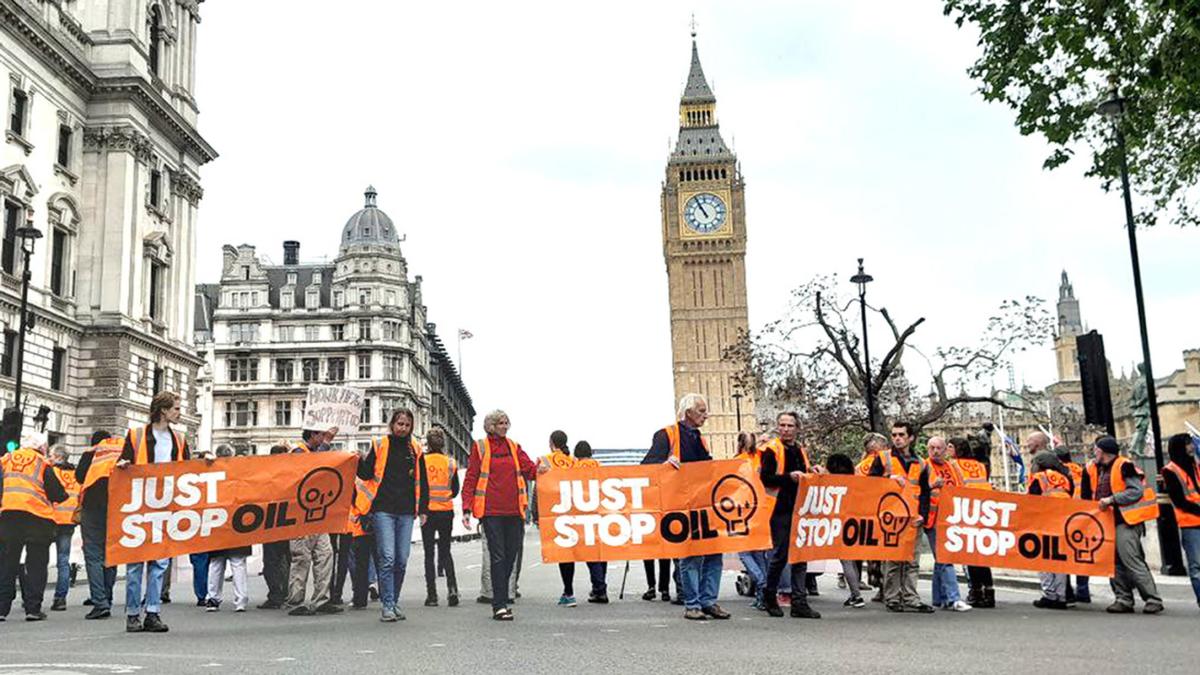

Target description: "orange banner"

left=106, top=452, right=356, bottom=566
left=788, top=474, right=919, bottom=563
left=934, top=486, right=1116, bottom=576
left=536, top=459, right=772, bottom=563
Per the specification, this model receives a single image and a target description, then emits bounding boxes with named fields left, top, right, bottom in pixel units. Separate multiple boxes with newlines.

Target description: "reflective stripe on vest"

left=1030, top=471, right=1071, bottom=499
left=52, top=466, right=80, bottom=525
left=857, top=449, right=905, bottom=482
left=359, top=437, right=423, bottom=515
left=1065, top=462, right=1084, bottom=498
left=955, top=458, right=992, bottom=490
left=424, top=453, right=457, bottom=512
left=925, top=459, right=964, bottom=527
left=472, top=437, right=526, bottom=518
left=80, top=438, right=125, bottom=494
left=1, top=449, right=54, bottom=520
left=1163, top=462, right=1200, bottom=529
left=1088, top=457, right=1159, bottom=525
left=130, top=426, right=186, bottom=464
left=663, top=424, right=710, bottom=462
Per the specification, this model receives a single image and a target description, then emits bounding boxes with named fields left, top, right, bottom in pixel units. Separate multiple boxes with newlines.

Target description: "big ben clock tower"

left=661, top=31, right=753, bottom=459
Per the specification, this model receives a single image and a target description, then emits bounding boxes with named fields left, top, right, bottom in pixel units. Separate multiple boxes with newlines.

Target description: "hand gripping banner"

left=934, top=486, right=1116, bottom=576
left=788, top=474, right=920, bottom=563
left=106, top=452, right=356, bottom=566
left=536, top=459, right=772, bottom=563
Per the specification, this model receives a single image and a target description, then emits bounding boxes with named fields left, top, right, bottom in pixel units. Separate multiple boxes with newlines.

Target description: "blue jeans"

left=54, top=526, right=73, bottom=600
left=1181, top=527, right=1200, bottom=605
left=926, top=529, right=960, bottom=605
left=80, top=510, right=115, bottom=610
left=372, top=512, right=415, bottom=611
left=679, top=554, right=723, bottom=610
left=586, top=561, right=608, bottom=595
left=125, top=558, right=169, bottom=616
left=188, top=553, right=210, bottom=602
left=738, top=550, right=768, bottom=602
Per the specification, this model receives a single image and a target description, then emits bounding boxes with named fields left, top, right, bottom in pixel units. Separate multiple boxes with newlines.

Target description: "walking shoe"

left=1142, top=601, right=1165, bottom=615
left=844, top=596, right=866, bottom=609
left=380, top=608, right=397, bottom=622
left=587, top=593, right=610, bottom=604
left=368, top=586, right=379, bottom=601
left=886, top=603, right=904, bottom=613
left=126, top=615, right=143, bottom=632
left=790, top=604, right=821, bottom=619
left=966, top=588, right=981, bottom=606
left=393, top=609, right=406, bottom=620
left=1105, top=602, right=1135, bottom=614
left=83, top=598, right=94, bottom=606
left=287, top=606, right=315, bottom=616
left=351, top=603, right=368, bottom=610
left=425, top=595, right=438, bottom=607
left=315, top=603, right=344, bottom=615
left=160, top=592, right=171, bottom=604
left=25, top=611, right=47, bottom=621
left=195, top=598, right=206, bottom=607
left=979, top=588, right=997, bottom=608
left=234, top=606, right=246, bottom=613
left=142, top=613, right=169, bottom=633
left=476, top=595, right=492, bottom=604
left=1033, top=597, right=1068, bottom=610
left=51, top=598, right=67, bottom=611
left=837, top=574, right=847, bottom=590
left=670, top=595, right=684, bottom=606
left=204, top=598, right=220, bottom=612
left=557, top=595, right=578, bottom=607
left=493, top=607, right=513, bottom=621
left=950, top=600, right=973, bottom=612
left=906, top=603, right=935, bottom=614
left=85, top=607, right=111, bottom=620
left=448, top=594, right=460, bottom=607
left=662, top=591, right=673, bottom=603
left=257, top=600, right=283, bottom=610
left=641, top=589, right=655, bottom=601
left=328, top=597, right=345, bottom=606
left=702, top=604, right=730, bottom=619
left=683, top=608, right=708, bottom=621
left=515, top=591, right=522, bottom=599
left=763, top=601, right=784, bottom=618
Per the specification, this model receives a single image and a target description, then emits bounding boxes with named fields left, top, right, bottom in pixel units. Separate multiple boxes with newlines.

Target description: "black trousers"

left=480, top=515, right=523, bottom=611
left=560, top=562, right=576, bottom=596
left=421, top=512, right=457, bottom=596
left=764, top=514, right=808, bottom=604
left=351, top=534, right=376, bottom=607
left=967, top=565, right=994, bottom=590
left=329, top=533, right=352, bottom=602
left=0, top=515, right=54, bottom=616
left=262, top=540, right=291, bottom=604
left=644, top=559, right=674, bottom=593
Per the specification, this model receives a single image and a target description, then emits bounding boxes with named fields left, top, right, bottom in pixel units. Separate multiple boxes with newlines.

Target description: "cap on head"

left=1094, top=436, right=1121, bottom=455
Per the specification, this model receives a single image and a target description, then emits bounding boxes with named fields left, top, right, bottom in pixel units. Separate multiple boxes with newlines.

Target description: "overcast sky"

left=193, top=1, right=1197, bottom=453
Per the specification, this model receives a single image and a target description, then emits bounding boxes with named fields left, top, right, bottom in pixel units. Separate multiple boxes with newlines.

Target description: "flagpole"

left=457, top=330, right=463, bottom=377
left=997, top=405, right=1012, bottom=492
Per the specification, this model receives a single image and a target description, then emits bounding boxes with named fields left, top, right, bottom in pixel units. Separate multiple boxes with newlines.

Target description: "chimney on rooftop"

left=283, top=240, right=300, bottom=266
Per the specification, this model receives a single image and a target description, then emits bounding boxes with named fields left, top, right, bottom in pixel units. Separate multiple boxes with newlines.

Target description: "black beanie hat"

left=1094, top=436, right=1121, bottom=455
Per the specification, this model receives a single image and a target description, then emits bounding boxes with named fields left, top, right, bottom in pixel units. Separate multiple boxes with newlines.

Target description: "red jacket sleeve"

left=461, top=441, right=482, bottom=513
left=516, top=445, right=538, bottom=482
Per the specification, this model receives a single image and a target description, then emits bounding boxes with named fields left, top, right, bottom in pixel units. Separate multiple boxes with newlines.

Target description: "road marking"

left=651, top=624, right=668, bottom=628
left=0, top=665, right=143, bottom=673
left=274, top=658, right=296, bottom=662
left=200, top=664, right=222, bottom=668
left=356, top=650, right=375, bottom=655
left=430, top=643, right=446, bottom=648
left=602, top=629, right=619, bottom=633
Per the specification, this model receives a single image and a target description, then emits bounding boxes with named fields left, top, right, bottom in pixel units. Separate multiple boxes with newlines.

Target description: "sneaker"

left=1142, top=601, right=1165, bottom=615
left=142, top=613, right=169, bottom=633
left=25, top=611, right=47, bottom=621
left=702, top=604, right=730, bottom=619
left=257, top=600, right=283, bottom=610
left=448, top=594, right=460, bottom=607
left=287, top=606, right=315, bottom=616
left=195, top=598, right=206, bottom=607
left=1033, top=597, right=1068, bottom=610
left=642, top=589, right=656, bottom=601
left=315, top=603, right=344, bottom=615
left=424, top=596, right=438, bottom=607
left=392, top=609, right=407, bottom=620
left=493, top=607, right=513, bottom=621
left=368, top=586, right=379, bottom=601
left=85, top=607, right=111, bottom=620
left=126, top=615, right=143, bottom=632
left=380, top=608, right=397, bottom=622
left=683, top=608, right=708, bottom=621
left=1105, top=602, right=1134, bottom=614
left=557, top=595, right=578, bottom=608
left=587, top=593, right=610, bottom=604
left=83, top=598, right=94, bottom=606
left=763, top=602, right=784, bottom=618
left=844, top=596, right=866, bottom=609
left=906, top=603, right=936, bottom=614
left=950, top=600, right=973, bottom=612
left=51, top=598, right=67, bottom=611
left=234, top=606, right=246, bottom=613
left=670, top=595, right=684, bottom=606
left=790, top=604, right=821, bottom=619
left=886, top=603, right=904, bottom=613
left=476, top=595, right=492, bottom=604
left=204, top=599, right=220, bottom=612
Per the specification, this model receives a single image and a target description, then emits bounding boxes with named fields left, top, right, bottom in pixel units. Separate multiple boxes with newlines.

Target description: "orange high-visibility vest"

left=471, top=437, right=526, bottom=518
left=1029, top=470, right=1071, bottom=498
left=424, top=453, right=458, bottom=513
left=545, top=450, right=576, bottom=470
left=52, top=466, right=80, bottom=526
left=347, top=477, right=371, bottom=537
left=857, top=449, right=905, bottom=481
left=924, top=458, right=965, bottom=527
left=1064, top=462, right=1084, bottom=498
left=357, top=436, right=423, bottom=515
left=663, top=423, right=710, bottom=462
left=575, top=458, right=600, bottom=468
left=760, top=438, right=811, bottom=499
left=79, top=437, right=126, bottom=494
left=903, top=458, right=923, bottom=498
left=1086, top=456, right=1159, bottom=525
left=1162, top=461, right=1200, bottom=529
left=127, top=425, right=188, bottom=464
left=955, top=458, right=992, bottom=491
left=1, top=448, right=54, bottom=520
left=736, top=449, right=763, bottom=474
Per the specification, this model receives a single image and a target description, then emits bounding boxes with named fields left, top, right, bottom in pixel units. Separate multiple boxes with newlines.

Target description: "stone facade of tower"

left=660, top=36, right=753, bottom=458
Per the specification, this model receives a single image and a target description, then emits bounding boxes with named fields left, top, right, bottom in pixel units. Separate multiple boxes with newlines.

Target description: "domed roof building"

left=341, top=186, right=401, bottom=252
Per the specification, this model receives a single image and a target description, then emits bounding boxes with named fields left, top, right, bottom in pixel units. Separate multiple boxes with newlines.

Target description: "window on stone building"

left=360, top=398, right=372, bottom=425
left=313, top=270, right=322, bottom=283
left=50, top=346, right=66, bottom=391
left=281, top=291, right=294, bottom=310
left=50, top=228, right=69, bottom=296
left=2, top=200, right=19, bottom=276
left=228, top=357, right=258, bottom=382
left=148, top=261, right=164, bottom=320
left=331, top=324, right=345, bottom=341
left=275, top=359, right=294, bottom=383
left=149, top=5, right=163, bottom=77
left=382, top=321, right=396, bottom=342
left=358, top=288, right=371, bottom=306
left=301, top=358, right=319, bottom=383
left=333, top=290, right=344, bottom=308
left=287, top=272, right=297, bottom=285
left=304, top=325, right=320, bottom=342
left=229, top=322, right=260, bottom=343
left=327, top=358, right=345, bottom=382
left=306, top=289, right=319, bottom=309
left=225, top=401, right=257, bottom=428
left=57, top=125, right=72, bottom=169
left=358, top=319, right=371, bottom=341
left=8, top=88, right=27, bottom=136
left=277, top=325, right=294, bottom=342
left=152, top=365, right=163, bottom=394
left=385, top=290, right=396, bottom=306
left=0, top=328, right=14, bottom=377
left=149, top=169, right=162, bottom=209
left=275, top=400, right=292, bottom=427
left=383, top=355, right=401, bottom=381
left=357, top=353, right=371, bottom=379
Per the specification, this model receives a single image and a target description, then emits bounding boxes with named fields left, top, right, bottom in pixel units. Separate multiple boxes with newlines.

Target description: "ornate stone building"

left=660, top=33, right=754, bottom=458
left=1, top=1, right=215, bottom=449
left=194, top=187, right=473, bottom=461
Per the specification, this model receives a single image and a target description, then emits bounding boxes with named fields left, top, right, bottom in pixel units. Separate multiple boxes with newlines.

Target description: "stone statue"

left=1130, top=363, right=1150, bottom=458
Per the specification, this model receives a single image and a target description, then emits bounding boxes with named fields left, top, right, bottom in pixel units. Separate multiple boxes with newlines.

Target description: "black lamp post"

left=12, top=214, right=42, bottom=421
left=1097, top=86, right=1185, bottom=575
left=850, top=258, right=876, bottom=432
left=731, top=387, right=744, bottom=433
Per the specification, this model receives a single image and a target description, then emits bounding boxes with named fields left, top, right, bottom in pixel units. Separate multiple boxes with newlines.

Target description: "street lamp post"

left=850, top=258, right=876, bottom=432
left=12, top=215, right=43, bottom=422
left=731, top=387, right=744, bottom=433
left=1097, top=86, right=1185, bottom=575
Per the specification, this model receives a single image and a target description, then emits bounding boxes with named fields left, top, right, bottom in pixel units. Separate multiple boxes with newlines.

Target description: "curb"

left=918, top=571, right=1042, bottom=591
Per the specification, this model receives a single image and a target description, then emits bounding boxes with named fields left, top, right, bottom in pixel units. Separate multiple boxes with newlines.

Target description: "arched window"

left=721, top=169, right=727, bottom=179
left=149, top=5, right=163, bottom=76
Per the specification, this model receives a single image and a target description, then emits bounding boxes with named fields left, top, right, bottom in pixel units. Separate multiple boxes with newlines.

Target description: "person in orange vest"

left=116, top=391, right=190, bottom=633
left=418, top=426, right=460, bottom=608
left=74, top=430, right=121, bottom=619
left=285, top=426, right=345, bottom=618
left=357, top=408, right=423, bottom=622
left=461, top=409, right=541, bottom=621
left=1027, top=449, right=1075, bottom=610
left=948, top=436, right=996, bottom=608
left=47, top=446, right=79, bottom=612
left=0, top=431, right=68, bottom=622
left=734, top=431, right=769, bottom=610
left=573, top=441, right=609, bottom=604
left=1162, top=433, right=1200, bottom=608
left=1085, top=435, right=1163, bottom=614
left=866, top=426, right=933, bottom=614
left=918, top=437, right=971, bottom=612
left=1056, top=446, right=1084, bottom=498
left=545, top=430, right=580, bottom=608
left=760, top=412, right=822, bottom=619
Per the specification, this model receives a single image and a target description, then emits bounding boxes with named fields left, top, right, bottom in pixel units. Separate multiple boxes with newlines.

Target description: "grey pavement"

left=1, top=530, right=1197, bottom=675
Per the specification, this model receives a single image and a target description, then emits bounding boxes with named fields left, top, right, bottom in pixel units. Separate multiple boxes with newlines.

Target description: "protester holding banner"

left=204, top=445, right=252, bottom=613
left=573, top=441, right=609, bottom=604
left=640, top=433, right=681, bottom=604
left=824, top=453, right=866, bottom=609
left=735, top=432, right=769, bottom=610
left=48, top=445, right=79, bottom=612
left=74, top=431, right=121, bottom=619
left=546, top=431, right=580, bottom=608
left=1086, top=436, right=1164, bottom=615
left=1026, top=446, right=1075, bottom=610
left=867, top=428, right=933, bottom=614
left=462, top=409, right=540, bottom=621
left=117, top=391, right=190, bottom=633
left=418, top=426, right=460, bottom=608
left=950, top=437, right=996, bottom=608
left=285, top=427, right=344, bottom=618
left=1057, top=446, right=1084, bottom=499
left=1162, top=433, right=1200, bottom=607
left=258, top=442, right=294, bottom=610
left=357, top=408, right=423, bottom=622
left=0, top=431, right=67, bottom=622
left=918, top=437, right=971, bottom=612
left=758, top=412, right=821, bottom=619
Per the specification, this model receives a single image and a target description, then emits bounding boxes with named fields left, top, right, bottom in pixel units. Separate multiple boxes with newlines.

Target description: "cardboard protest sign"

left=536, top=459, right=772, bottom=563
left=106, top=452, right=355, bottom=565
left=788, top=474, right=920, bottom=563
left=302, top=385, right=364, bottom=431
left=935, top=486, right=1116, bottom=576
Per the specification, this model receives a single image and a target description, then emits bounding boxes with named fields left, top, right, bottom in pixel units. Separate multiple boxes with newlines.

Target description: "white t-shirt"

left=152, top=427, right=173, bottom=463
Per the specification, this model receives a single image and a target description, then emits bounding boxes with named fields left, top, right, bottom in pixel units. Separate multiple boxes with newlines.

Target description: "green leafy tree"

left=942, top=0, right=1200, bottom=227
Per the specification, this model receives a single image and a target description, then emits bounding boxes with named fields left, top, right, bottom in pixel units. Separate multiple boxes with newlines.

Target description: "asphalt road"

left=1, top=532, right=1196, bottom=675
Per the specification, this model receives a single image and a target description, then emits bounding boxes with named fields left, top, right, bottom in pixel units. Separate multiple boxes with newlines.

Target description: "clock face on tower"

left=683, top=193, right=727, bottom=234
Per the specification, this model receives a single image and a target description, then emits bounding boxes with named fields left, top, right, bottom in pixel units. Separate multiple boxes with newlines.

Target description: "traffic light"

left=1076, top=331, right=1115, bottom=435
left=0, top=406, right=21, bottom=453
